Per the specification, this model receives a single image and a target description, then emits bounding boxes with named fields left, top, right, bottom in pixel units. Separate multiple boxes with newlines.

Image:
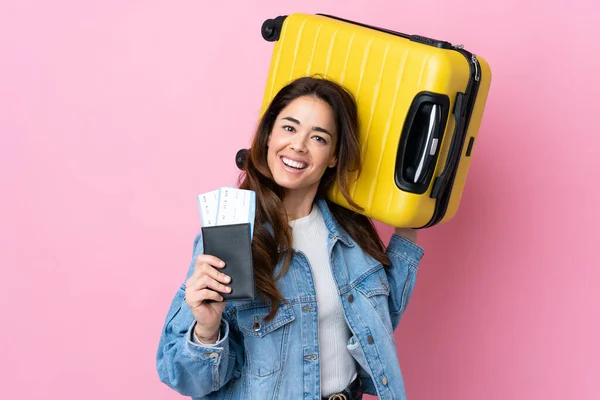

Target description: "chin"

left=273, top=176, right=301, bottom=190
left=272, top=175, right=317, bottom=193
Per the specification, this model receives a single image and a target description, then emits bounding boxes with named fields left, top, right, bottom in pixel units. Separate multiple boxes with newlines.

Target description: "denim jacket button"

left=367, top=335, right=374, bottom=344
left=382, top=376, right=388, bottom=385
left=348, top=294, right=354, bottom=303
left=252, top=316, right=261, bottom=331
left=209, top=352, right=219, bottom=358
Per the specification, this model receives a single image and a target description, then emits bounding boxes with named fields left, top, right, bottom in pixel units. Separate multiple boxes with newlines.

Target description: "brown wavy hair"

left=238, top=76, right=390, bottom=320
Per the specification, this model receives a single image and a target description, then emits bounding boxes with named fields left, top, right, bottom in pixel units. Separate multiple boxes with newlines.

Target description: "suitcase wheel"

left=261, top=16, right=287, bottom=42
left=236, top=148, right=249, bottom=170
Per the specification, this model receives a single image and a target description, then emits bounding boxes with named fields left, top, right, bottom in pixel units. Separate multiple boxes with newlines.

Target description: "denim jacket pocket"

left=355, top=266, right=394, bottom=335
left=237, top=301, right=295, bottom=377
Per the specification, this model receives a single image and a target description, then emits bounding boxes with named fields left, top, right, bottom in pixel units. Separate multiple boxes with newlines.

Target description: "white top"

left=289, top=204, right=357, bottom=396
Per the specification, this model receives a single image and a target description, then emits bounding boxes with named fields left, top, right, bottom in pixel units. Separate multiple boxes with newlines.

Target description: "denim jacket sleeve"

left=156, top=233, right=243, bottom=397
left=385, top=233, right=425, bottom=331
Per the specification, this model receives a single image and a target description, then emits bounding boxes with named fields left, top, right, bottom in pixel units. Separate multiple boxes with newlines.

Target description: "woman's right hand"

left=185, top=254, right=232, bottom=342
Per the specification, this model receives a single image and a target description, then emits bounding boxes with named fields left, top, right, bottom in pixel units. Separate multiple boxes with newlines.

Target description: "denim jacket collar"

left=314, top=197, right=355, bottom=248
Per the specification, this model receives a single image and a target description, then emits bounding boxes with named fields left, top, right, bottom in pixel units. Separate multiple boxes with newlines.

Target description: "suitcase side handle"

left=395, top=93, right=450, bottom=195
left=413, top=104, right=440, bottom=183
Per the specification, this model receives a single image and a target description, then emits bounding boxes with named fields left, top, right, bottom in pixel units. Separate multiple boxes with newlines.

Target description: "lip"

left=279, top=156, right=308, bottom=174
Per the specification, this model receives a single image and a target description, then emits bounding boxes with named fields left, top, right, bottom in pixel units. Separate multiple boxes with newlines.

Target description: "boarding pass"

left=197, top=187, right=256, bottom=238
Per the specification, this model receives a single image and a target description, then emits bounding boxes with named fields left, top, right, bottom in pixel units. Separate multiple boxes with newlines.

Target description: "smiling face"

left=266, top=95, right=338, bottom=199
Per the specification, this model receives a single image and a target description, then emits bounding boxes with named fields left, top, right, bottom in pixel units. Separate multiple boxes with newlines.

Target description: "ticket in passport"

left=196, top=188, right=219, bottom=228
left=197, top=187, right=256, bottom=239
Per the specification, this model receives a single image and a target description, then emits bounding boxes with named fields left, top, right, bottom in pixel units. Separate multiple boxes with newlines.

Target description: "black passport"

left=201, top=223, right=255, bottom=301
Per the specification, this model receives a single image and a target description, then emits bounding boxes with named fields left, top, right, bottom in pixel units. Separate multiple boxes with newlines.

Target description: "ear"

left=328, top=156, right=337, bottom=168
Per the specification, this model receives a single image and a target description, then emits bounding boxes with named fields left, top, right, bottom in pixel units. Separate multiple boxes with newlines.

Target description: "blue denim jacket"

left=156, top=198, right=424, bottom=400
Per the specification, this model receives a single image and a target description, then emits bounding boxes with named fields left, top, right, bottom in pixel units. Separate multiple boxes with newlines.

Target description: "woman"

left=156, top=76, right=425, bottom=400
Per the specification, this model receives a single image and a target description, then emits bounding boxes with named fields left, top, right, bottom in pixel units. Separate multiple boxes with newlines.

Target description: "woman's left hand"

left=394, top=227, right=418, bottom=243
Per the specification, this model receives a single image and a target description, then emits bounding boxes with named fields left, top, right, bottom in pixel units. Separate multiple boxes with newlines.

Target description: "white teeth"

left=282, top=157, right=307, bottom=169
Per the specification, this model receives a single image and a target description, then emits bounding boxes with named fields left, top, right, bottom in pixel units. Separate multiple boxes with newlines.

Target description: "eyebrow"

left=281, top=116, right=332, bottom=137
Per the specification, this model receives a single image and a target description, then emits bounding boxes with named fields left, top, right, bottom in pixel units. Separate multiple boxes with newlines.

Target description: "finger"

left=186, top=268, right=204, bottom=288
left=189, top=256, right=228, bottom=284
left=191, top=262, right=231, bottom=286
left=203, top=263, right=232, bottom=285
left=195, top=254, right=226, bottom=270
left=185, top=287, right=224, bottom=308
left=187, top=261, right=212, bottom=285
left=185, top=290, right=204, bottom=309
left=193, top=275, right=232, bottom=294
left=198, top=288, right=224, bottom=303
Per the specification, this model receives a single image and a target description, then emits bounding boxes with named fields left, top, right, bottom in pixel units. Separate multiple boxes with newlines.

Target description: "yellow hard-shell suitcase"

left=243, top=13, right=492, bottom=228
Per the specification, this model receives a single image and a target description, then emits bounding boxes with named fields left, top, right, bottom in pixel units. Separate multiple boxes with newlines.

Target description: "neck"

left=282, top=188, right=318, bottom=221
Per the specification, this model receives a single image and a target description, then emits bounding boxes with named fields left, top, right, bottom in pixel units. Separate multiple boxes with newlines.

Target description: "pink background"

left=1, top=0, right=598, bottom=399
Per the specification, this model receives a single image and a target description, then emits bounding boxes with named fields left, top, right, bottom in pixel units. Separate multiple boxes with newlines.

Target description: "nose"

left=290, top=134, right=308, bottom=153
